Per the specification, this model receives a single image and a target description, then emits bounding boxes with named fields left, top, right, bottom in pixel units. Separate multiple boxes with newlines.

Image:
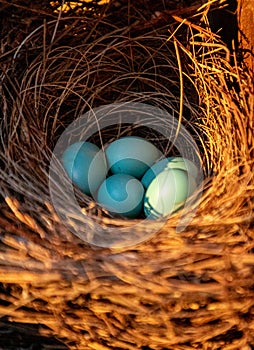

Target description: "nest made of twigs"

left=0, top=0, right=253, bottom=349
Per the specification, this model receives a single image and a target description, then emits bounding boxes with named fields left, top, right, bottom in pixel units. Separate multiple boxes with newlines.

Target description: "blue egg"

left=105, top=136, right=162, bottom=179
left=97, top=174, right=144, bottom=218
left=141, top=156, right=199, bottom=188
left=62, top=141, right=108, bottom=196
left=143, top=168, right=197, bottom=220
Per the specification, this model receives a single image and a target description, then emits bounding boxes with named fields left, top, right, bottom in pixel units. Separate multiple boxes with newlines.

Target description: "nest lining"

left=0, top=0, right=253, bottom=349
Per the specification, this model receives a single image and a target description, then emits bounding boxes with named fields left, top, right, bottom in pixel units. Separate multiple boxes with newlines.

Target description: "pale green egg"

left=143, top=168, right=197, bottom=219
left=141, top=156, right=199, bottom=188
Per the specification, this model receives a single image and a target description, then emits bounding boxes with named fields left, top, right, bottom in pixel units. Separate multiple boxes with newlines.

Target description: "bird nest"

left=0, top=0, right=253, bottom=349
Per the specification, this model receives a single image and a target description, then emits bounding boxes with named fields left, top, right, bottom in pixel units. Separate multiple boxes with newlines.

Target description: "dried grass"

left=0, top=0, right=253, bottom=349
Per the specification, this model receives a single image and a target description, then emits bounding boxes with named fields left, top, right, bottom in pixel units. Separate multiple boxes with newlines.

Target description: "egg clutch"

left=62, top=136, right=199, bottom=220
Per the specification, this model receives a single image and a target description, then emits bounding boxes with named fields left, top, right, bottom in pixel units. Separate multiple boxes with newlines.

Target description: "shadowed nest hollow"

left=0, top=0, right=254, bottom=349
